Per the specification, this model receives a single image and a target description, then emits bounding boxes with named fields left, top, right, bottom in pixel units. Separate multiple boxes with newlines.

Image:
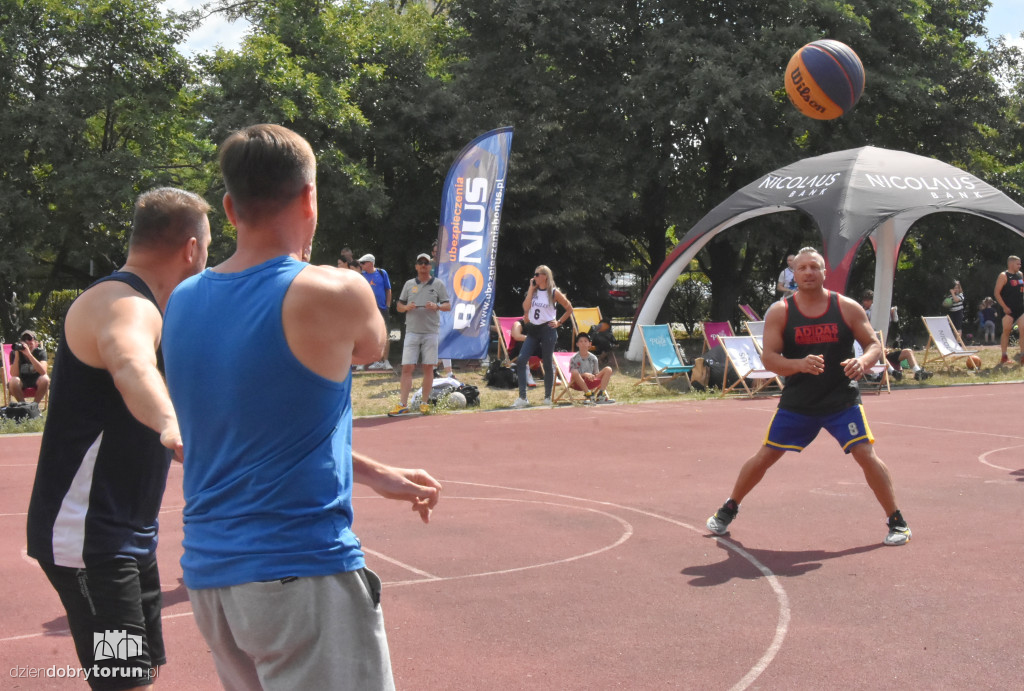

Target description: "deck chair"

left=702, top=321, right=735, bottom=352
left=717, top=336, right=783, bottom=397
left=493, top=315, right=522, bottom=364
left=854, top=331, right=891, bottom=395
left=551, top=351, right=582, bottom=404
left=921, top=315, right=979, bottom=371
left=739, top=304, right=761, bottom=322
left=2, top=342, right=48, bottom=409
left=570, top=307, right=603, bottom=341
left=743, top=321, right=765, bottom=351
left=637, top=324, right=693, bottom=387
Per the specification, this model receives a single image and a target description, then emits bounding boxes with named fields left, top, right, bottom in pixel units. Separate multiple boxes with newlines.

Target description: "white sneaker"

left=368, top=360, right=391, bottom=371
left=512, top=397, right=530, bottom=409
left=542, top=397, right=552, bottom=406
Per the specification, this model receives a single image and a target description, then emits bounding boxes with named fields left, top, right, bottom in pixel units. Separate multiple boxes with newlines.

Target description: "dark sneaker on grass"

left=706, top=500, right=738, bottom=535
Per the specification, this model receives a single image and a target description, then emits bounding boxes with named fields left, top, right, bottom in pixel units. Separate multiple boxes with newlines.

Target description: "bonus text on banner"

left=436, top=127, right=514, bottom=360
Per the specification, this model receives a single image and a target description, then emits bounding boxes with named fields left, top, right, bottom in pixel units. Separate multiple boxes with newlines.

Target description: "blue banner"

left=437, top=127, right=514, bottom=359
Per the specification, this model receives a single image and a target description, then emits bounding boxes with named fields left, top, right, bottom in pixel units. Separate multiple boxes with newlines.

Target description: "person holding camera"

left=512, top=265, right=573, bottom=408
left=7, top=329, right=49, bottom=403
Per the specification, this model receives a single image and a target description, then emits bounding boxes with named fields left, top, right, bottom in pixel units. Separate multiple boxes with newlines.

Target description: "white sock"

left=913, top=365, right=922, bottom=372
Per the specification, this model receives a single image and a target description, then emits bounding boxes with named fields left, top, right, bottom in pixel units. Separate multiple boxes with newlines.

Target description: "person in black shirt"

left=7, top=329, right=49, bottom=403
left=706, top=247, right=911, bottom=546
left=994, top=255, right=1024, bottom=365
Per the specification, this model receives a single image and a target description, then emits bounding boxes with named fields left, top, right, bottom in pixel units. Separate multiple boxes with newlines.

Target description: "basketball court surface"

left=2, top=383, right=1022, bottom=689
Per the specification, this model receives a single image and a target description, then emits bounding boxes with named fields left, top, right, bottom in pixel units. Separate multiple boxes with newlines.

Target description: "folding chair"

left=739, top=304, right=761, bottom=322
left=921, top=315, right=979, bottom=372
left=551, top=351, right=582, bottom=404
left=492, top=315, right=522, bottom=365
left=2, top=342, right=48, bottom=409
left=570, top=307, right=603, bottom=341
left=743, top=321, right=765, bottom=351
left=702, top=321, right=735, bottom=352
left=854, top=331, right=891, bottom=395
left=637, top=324, right=693, bottom=387
left=717, top=336, right=783, bottom=397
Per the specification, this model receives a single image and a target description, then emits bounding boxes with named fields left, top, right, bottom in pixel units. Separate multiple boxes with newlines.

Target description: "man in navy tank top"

left=26, top=188, right=212, bottom=689
left=162, top=124, right=442, bottom=690
left=705, top=247, right=911, bottom=547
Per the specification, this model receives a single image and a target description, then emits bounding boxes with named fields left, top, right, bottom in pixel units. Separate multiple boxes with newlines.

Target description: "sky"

left=162, top=1, right=1024, bottom=55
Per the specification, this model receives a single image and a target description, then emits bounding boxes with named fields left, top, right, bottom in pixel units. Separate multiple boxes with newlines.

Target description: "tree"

left=0, top=0, right=208, bottom=339
left=445, top=0, right=1024, bottom=322
left=199, top=0, right=460, bottom=272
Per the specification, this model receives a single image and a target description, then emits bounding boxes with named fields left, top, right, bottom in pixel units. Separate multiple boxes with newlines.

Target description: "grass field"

left=4, top=342, right=1021, bottom=434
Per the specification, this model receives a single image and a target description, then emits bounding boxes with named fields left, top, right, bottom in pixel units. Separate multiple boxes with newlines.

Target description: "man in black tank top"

left=994, top=255, right=1024, bottom=364
left=704, top=248, right=912, bottom=547
left=26, top=188, right=210, bottom=688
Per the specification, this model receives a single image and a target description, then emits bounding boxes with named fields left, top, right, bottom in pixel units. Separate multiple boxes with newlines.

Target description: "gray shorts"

left=402, top=331, right=439, bottom=366
left=188, top=569, right=393, bottom=691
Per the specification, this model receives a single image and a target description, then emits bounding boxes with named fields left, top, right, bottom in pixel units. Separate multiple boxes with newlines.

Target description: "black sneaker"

left=914, top=369, right=933, bottom=381
left=891, top=369, right=903, bottom=381
left=706, top=500, right=738, bottom=535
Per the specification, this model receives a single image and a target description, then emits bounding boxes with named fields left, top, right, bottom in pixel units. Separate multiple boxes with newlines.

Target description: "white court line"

left=444, top=481, right=789, bottom=691
left=362, top=548, right=438, bottom=579
left=872, top=419, right=1024, bottom=441
left=978, top=444, right=1024, bottom=472
left=372, top=497, right=634, bottom=587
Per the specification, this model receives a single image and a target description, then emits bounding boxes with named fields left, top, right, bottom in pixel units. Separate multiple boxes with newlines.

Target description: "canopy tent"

left=627, top=146, right=1024, bottom=360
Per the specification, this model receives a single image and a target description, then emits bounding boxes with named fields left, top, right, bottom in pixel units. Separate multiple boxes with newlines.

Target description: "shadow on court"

left=681, top=538, right=883, bottom=585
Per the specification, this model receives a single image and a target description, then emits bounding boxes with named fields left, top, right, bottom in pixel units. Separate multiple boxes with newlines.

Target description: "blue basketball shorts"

left=763, top=405, right=874, bottom=454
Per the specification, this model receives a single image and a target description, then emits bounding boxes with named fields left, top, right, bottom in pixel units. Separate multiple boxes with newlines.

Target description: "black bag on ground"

left=1, top=401, right=41, bottom=421
left=456, top=384, right=480, bottom=407
left=485, top=359, right=518, bottom=389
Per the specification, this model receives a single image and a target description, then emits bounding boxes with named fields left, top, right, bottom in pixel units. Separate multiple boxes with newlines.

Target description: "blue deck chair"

left=637, top=324, right=693, bottom=387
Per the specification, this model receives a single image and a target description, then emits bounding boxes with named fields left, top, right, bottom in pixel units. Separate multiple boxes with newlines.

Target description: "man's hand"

left=354, top=453, right=442, bottom=523
left=160, top=425, right=184, bottom=464
left=840, top=358, right=866, bottom=381
left=799, top=354, right=826, bottom=375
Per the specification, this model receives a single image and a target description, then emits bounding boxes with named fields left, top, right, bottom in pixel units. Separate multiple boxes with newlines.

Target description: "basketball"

left=967, top=355, right=982, bottom=370
left=444, top=391, right=467, bottom=409
left=785, top=39, right=865, bottom=120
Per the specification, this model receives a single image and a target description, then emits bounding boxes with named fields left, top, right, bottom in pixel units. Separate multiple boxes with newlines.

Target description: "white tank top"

left=529, top=289, right=557, bottom=325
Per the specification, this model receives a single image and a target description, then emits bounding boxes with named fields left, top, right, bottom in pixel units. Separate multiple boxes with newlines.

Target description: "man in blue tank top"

left=27, top=187, right=211, bottom=689
left=705, top=247, right=911, bottom=547
left=162, top=124, right=442, bottom=690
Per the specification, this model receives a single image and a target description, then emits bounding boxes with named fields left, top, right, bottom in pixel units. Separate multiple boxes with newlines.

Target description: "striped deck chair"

left=921, top=316, right=979, bottom=371
left=717, top=336, right=782, bottom=397
left=637, top=324, right=693, bottom=387
left=702, top=321, right=735, bottom=352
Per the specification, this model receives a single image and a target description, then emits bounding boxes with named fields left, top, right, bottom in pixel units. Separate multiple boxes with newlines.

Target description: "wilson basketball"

left=785, top=39, right=865, bottom=120
left=967, top=355, right=982, bottom=370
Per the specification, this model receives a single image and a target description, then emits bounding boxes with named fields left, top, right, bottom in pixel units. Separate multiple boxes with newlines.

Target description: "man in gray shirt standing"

left=389, top=253, right=451, bottom=416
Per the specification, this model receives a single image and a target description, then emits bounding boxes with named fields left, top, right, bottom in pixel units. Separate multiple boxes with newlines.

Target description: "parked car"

left=604, top=271, right=640, bottom=316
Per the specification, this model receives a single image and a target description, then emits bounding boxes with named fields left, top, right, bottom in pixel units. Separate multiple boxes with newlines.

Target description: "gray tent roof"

left=628, top=146, right=1024, bottom=360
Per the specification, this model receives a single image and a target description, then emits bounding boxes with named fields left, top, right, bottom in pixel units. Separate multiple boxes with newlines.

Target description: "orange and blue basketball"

left=785, top=39, right=865, bottom=120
